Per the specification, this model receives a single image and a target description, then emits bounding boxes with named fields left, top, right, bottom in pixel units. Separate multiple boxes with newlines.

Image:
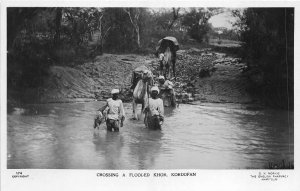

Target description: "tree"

left=234, top=8, right=294, bottom=109
left=123, top=8, right=142, bottom=48
left=54, top=8, right=62, bottom=46
left=153, top=8, right=181, bottom=31
left=93, top=9, right=112, bottom=55
left=7, top=8, right=56, bottom=92
left=103, top=8, right=133, bottom=52
left=7, top=8, right=42, bottom=50
left=182, top=8, right=223, bottom=42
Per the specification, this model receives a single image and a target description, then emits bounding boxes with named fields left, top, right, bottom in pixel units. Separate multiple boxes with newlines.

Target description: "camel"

left=132, top=67, right=153, bottom=120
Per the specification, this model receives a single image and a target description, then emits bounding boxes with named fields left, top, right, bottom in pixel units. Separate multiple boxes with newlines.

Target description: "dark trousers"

left=145, top=115, right=163, bottom=130
left=106, top=119, right=120, bottom=132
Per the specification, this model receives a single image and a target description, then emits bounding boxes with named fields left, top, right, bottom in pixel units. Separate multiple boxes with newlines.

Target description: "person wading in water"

left=99, top=89, right=125, bottom=132
left=157, top=75, right=176, bottom=107
left=144, top=86, right=164, bottom=130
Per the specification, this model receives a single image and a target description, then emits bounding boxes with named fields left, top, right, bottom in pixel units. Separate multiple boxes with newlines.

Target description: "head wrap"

left=151, top=86, right=159, bottom=94
left=158, top=75, right=165, bottom=80
left=111, top=89, right=120, bottom=94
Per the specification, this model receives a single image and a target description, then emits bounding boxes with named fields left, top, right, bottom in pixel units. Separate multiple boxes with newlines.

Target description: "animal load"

left=132, top=66, right=153, bottom=120
left=155, top=36, right=179, bottom=79
left=131, top=65, right=150, bottom=90
left=133, top=80, right=147, bottom=101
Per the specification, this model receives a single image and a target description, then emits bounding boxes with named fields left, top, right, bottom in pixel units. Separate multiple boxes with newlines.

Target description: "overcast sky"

left=151, top=8, right=239, bottom=30
left=208, top=10, right=238, bottom=29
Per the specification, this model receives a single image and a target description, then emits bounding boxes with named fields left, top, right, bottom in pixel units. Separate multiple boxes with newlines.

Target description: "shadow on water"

left=194, top=103, right=294, bottom=169
left=231, top=108, right=294, bottom=169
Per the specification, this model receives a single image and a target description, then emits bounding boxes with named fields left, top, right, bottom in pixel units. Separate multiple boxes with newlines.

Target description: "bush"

left=239, top=8, right=294, bottom=110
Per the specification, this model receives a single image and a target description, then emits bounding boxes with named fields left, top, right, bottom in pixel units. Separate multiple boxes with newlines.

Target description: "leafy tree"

left=8, top=7, right=233, bottom=102
left=182, top=8, right=222, bottom=42
left=208, top=27, right=240, bottom=41
left=54, top=8, right=62, bottom=46
left=90, top=8, right=112, bottom=55
left=103, top=8, right=133, bottom=52
left=7, top=8, right=55, bottom=91
left=234, top=8, right=294, bottom=109
left=123, top=8, right=143, bottom=48
left=7, top=8, right=45, bottom=50
left=103, top=8, right=150, bottom=52
left=153, top=8, right=181, bottom=31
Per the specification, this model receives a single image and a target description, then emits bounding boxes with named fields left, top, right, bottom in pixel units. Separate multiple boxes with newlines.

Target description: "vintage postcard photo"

left=1, top=1, right=299, bottom=191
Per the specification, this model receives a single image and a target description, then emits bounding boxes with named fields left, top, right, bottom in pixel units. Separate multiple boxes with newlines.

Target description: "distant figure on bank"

left=157, top=75, right=176, bottom=107
left=99, top=89, right=125, bottom=132
left=144, top=86, right=164, bottom=130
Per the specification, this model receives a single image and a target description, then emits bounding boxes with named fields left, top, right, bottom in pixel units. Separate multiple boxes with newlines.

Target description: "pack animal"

left=159, top=47, right=176, bottom=79
left=132, top=69, right=153, bottom=120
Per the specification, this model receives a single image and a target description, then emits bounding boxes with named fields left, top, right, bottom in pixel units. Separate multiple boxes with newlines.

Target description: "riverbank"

left=8, top=44, right=256, bottom=108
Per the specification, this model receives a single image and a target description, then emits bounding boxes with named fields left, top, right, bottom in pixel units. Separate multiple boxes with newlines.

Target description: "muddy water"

left=7, top=102, right=293, bottom=169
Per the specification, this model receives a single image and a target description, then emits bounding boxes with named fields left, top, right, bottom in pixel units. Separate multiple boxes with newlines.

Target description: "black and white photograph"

left=5, top=6, right=295, bottom=169
left=1, top=1, right=299, bottom=190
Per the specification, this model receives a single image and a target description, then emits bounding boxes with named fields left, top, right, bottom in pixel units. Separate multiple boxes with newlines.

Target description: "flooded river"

left=7, top=102, right=294, bottom=169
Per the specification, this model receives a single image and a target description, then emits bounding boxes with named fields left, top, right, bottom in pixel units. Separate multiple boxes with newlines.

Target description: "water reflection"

left=164, top=106, right=177, bottom=118
left=231, top=107, right=294, bottom=168
left=7, top=101, right=294, bottom=169
left=128, top=130, right=163, bottom=169
left=93, top=131, right=124, bottom=169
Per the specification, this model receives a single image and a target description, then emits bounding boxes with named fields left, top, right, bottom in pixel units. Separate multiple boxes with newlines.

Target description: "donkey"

left=132, top=69, right=153, bottom=120
left=159, top=47, right=176, bottom=80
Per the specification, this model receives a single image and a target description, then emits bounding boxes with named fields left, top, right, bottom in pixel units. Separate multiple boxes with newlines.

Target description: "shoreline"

left=7, top=46, right=280, bottom=110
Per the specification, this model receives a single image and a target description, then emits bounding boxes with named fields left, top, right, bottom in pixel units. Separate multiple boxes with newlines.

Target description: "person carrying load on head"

left=144, top=86, right=164, bottom=130
left=157, top=75, right=176, bottom=107
left=99, top=89, right=125, bottom=132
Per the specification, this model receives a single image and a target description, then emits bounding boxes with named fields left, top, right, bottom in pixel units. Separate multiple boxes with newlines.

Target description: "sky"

left=208, top=10, right=238, bottom=29
left=151, top=8, right=239, bottom=30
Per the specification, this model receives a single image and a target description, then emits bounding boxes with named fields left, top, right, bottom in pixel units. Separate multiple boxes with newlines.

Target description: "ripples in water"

left=7, top=102, right=293, bottom=169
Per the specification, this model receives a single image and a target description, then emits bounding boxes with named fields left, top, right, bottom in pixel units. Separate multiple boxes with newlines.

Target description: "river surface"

left=7, top=102, right=294, bottom=169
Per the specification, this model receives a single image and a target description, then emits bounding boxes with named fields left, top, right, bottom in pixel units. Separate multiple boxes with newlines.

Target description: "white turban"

left=111, top=89, right=120, bottom=94
left=151, top=86, right=159, bottom=93
left=158, top=75, right=165, bottom=80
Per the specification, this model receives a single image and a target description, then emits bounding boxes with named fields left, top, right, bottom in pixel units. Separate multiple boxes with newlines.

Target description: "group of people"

left=95, top=74, right=175, bottom=132
left=96, top=38, right=178, bottom=132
